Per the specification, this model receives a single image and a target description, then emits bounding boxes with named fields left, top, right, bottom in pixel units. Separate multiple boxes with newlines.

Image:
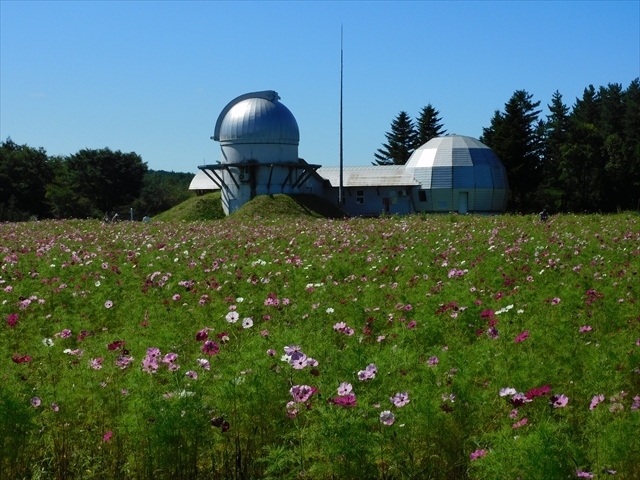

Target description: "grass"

left=152, top=193, right=344, bottom=223
left=1, top=212, right=639, bottom=479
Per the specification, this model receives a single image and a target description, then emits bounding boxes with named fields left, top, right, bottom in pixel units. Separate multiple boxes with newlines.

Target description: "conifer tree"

left=415, top=104, right=446, bottom=147
left=373, top=111, right=418, bottom=165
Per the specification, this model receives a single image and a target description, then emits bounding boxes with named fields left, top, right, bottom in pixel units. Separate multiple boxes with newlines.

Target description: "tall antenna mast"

left=339, top=24, right=344, bottom=206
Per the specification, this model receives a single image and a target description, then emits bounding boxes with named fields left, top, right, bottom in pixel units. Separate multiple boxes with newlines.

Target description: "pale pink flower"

left=379, top=410, right=395, bottom=425
left=589, top=394, right=605, bottom=410
left=550, top=394, right=569, bottom=408
left=337, top=382, right=353, bottom=396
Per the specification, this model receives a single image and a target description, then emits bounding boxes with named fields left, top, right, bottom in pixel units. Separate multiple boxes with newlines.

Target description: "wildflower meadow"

left=1, top=213, right=639, bottom=479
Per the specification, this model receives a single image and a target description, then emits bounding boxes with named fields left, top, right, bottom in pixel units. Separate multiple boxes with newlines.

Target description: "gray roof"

left=214, top=91, right=299, bottom=146
left=318, top=166, right=420, bottom=187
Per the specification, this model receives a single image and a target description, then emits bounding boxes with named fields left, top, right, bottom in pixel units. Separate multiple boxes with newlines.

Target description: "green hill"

left=230, top=194, right=345, bottom=220
left=152, top=193, right=344, bottom=222
left=152, top=192, right=225, bottom=222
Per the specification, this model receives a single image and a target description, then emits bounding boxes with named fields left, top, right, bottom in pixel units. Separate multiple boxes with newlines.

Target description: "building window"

left=418, top=190, right=427, bottom=202
left=356, top=190, right=364, bottom=204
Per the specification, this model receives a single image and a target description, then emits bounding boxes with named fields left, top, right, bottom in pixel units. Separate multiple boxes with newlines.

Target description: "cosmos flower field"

left=1, top=213, right=639, bottom=479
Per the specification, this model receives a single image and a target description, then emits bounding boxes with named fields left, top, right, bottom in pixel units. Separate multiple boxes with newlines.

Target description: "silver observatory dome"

left=213, top=91, right=299, bottom=146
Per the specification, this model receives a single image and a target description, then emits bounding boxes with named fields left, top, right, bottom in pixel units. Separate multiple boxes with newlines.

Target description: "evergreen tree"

left=415, top=104, right=446, bottom=147
left=480, top=90, right=543, bottom=212
left=539, top=91, right=571, bottom=210
left=373, top=111, right=418, bottom=165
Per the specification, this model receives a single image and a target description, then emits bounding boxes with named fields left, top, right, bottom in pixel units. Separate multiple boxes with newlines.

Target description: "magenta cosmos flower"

left=202, top=340, right=220, bottom=356
left=469, top=449, right=487, bottom=461
left=6, top=313, right=19, bottom=328
left=514, top=331, right=530, bottom=343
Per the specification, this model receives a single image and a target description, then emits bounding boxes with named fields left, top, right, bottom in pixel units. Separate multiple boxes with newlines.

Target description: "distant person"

left=112, top=213, right=119, bottom=223
left=539, top=208, right=549, bottom=222
left=142, top=215, right=150, bottom=223
left=104, top=213, right=110, bottom=223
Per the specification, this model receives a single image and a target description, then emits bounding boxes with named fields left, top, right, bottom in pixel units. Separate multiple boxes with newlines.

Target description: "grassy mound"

left=152, top=192, right=224, bottom=222
left=231, top=194, right=345, bottom=220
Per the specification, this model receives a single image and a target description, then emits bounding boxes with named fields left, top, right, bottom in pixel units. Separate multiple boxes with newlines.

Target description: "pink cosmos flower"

left=510, top=393, right=533, bottom=407
left=427, top=356, right=439, bottom=367
left=514, top=331, right=530, bottom=343
left=103, top=431, right=113, bottom=443
left=487, top=326, right=499, bottom=339
left=291, top=354, right=308, bottom=370
left=589, top=394, right=605, bottom=410
left=289, top=385, right=317, bottom=403
left=332, top=394, right=357, bottom=407
left=197, top=358, right=211, bottom=370
left=576, top=471, right=594, bottom=478
left=172, top=294, right=181, bottom=301
left=162, top=353, right=178, bottom=364
left=266, top=349, right=276, bottom=356
left=512, top=417, right=528, bottom=429
left=390, top=392, right=410, bottom=407
left=337, top=382, right=353, bottom=396
left=358, top=363, right=377, bottom=381
left=286, top=401, right=298, bottom=418
left=469, top=449, right=487, bottom=461
left=54, top=329, right=72, bottom=338
left=407, top=320, right=417, bottom=329
left=379, top=410, right=395, bottom=426
left=12, top=353, right=32, bottom=364
left=550, top=394, right=569, bottom=408
left=51, top=403, right=59, bottom=412
left=185, top=370, right=198, bottom=380
left=525, top=385, right=551, bottom=399
left=31, top=397, right=41, bottom=408
left=195, top=329, right=208, bottom=342
left=551, top=297, right=561, bottom=305
left=579, top=325, right=593, bottom=333
left=90, top=358, right=104, bottom=370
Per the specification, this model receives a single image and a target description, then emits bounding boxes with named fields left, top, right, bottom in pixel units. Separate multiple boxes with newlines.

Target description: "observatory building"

left=196, top=91, right=508, bottom=215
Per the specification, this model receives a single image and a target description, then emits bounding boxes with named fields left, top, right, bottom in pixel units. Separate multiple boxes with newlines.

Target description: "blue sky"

left=1, top=1, right=638, bottom=173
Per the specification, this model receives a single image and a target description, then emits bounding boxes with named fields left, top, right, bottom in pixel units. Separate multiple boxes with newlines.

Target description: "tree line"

left=375, top=78, right=640, bottom=213
left=0, top=141, right=194, bottom=221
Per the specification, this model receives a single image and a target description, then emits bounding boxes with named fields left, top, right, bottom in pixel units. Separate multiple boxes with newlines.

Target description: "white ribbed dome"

left=215, top=91, right=299, bottom=146
left=406, top=135, right=501, bottom=168
left=406, top=135, right=509, bottom=212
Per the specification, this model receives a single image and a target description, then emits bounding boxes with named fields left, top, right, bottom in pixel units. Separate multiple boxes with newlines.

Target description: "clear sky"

left=1, top=1, right=638, bottom=173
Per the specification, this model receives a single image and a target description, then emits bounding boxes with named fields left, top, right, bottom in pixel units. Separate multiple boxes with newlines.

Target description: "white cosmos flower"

left=242, top=318, right=253, bottom=329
